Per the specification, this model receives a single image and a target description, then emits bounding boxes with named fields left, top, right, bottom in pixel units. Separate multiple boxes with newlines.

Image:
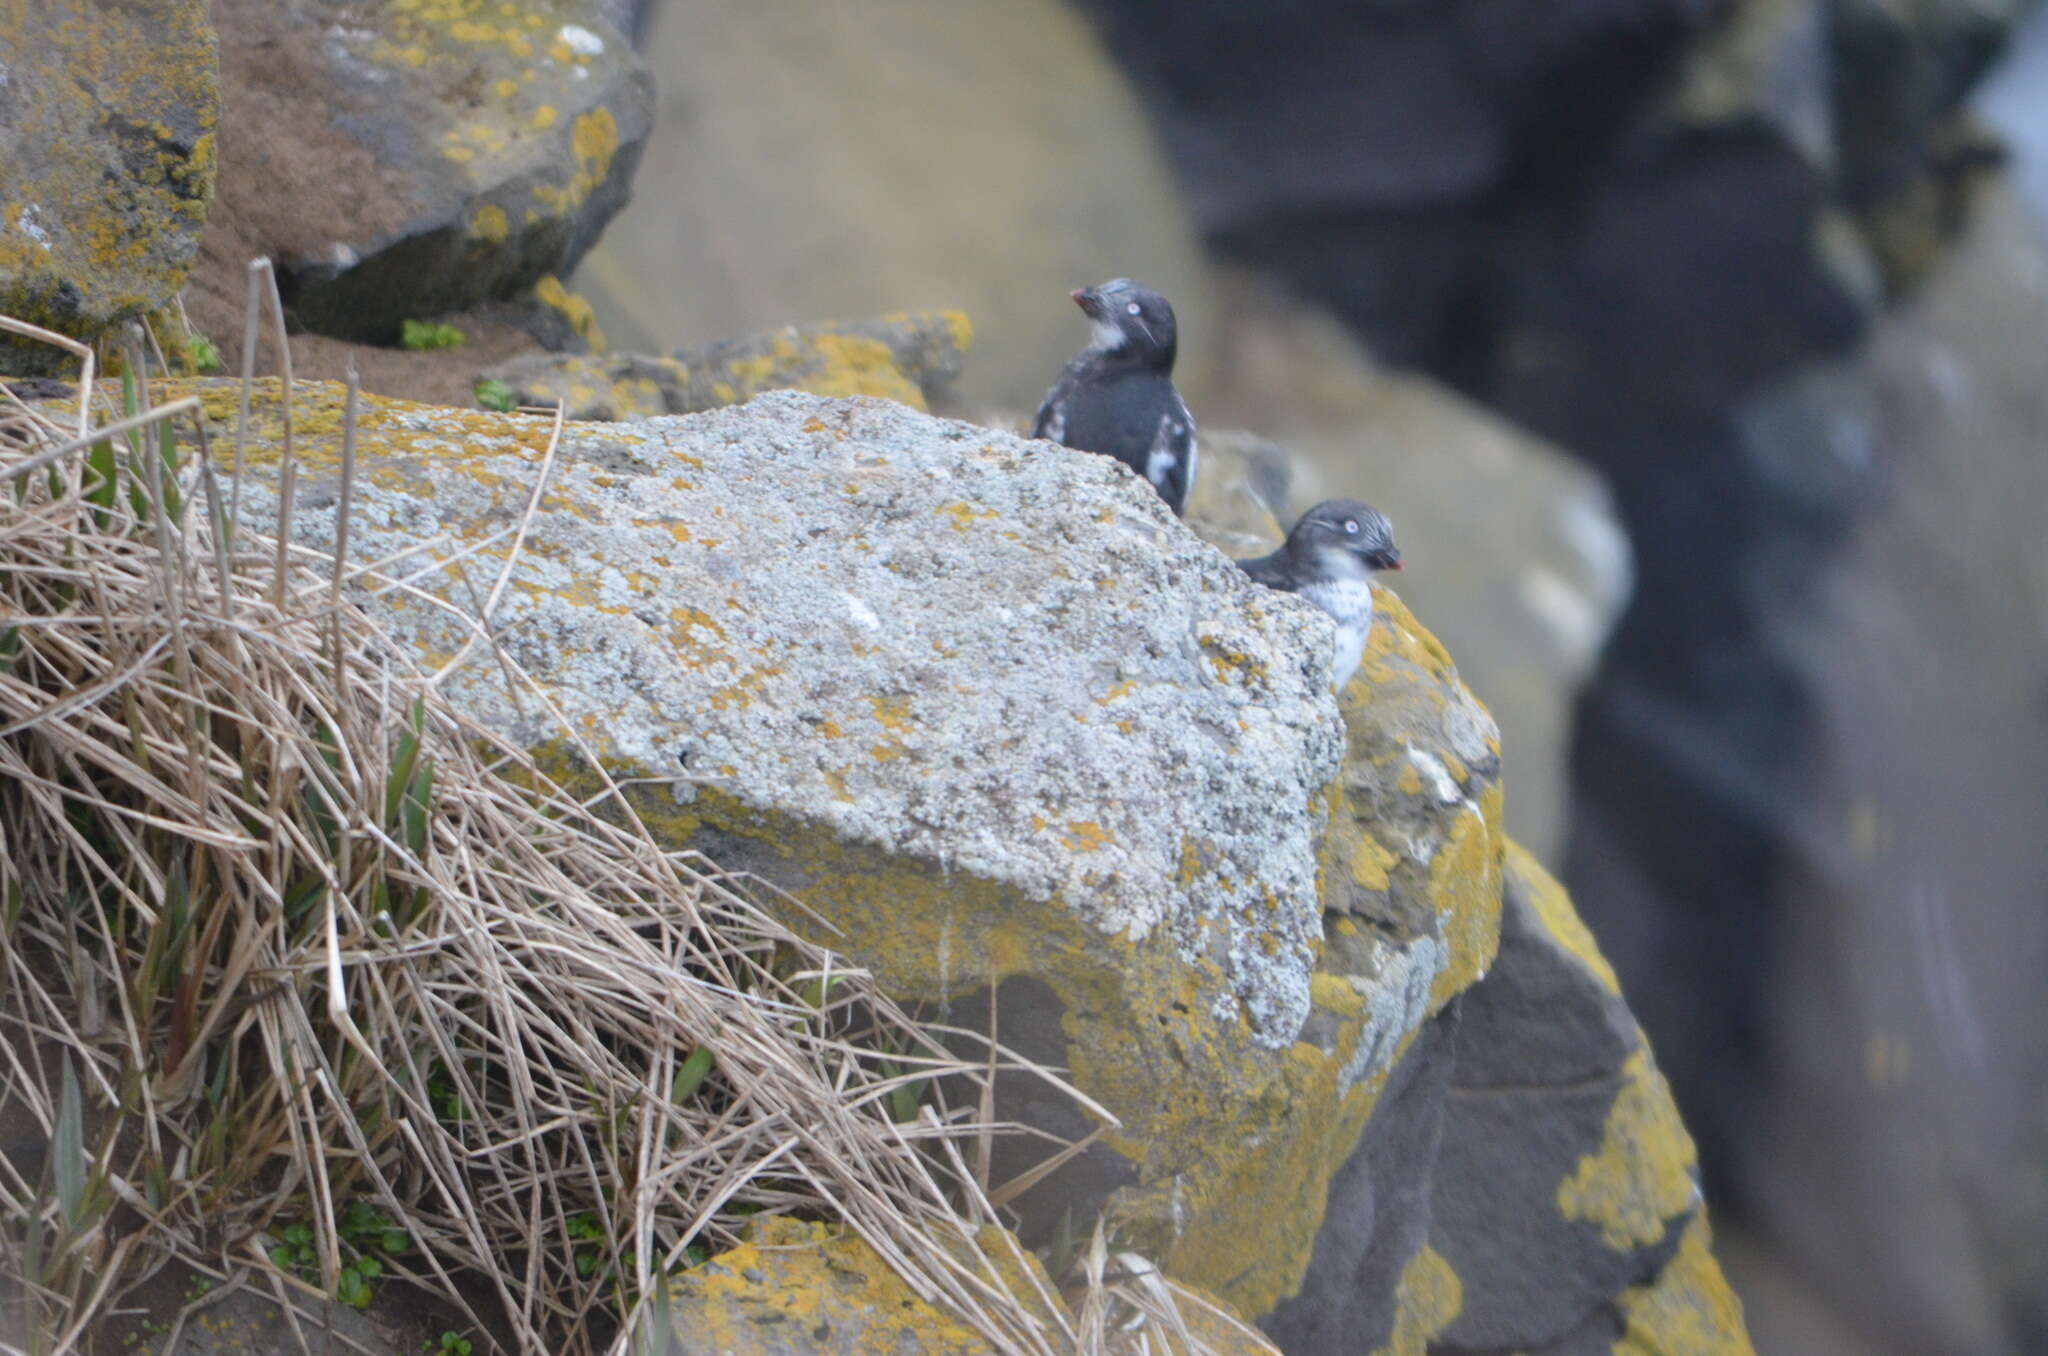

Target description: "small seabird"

left=1237, top=500, right=1403, bottom=687
left=1030, top=278, right=1197, bottom=515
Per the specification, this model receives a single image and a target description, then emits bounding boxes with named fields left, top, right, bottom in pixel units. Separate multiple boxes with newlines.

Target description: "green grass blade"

left=55, top=1057, right=84, bottom=1229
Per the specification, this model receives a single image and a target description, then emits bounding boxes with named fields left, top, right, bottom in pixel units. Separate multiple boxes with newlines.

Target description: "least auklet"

left=1030, top=278, right=1197, bottom=515
left=1237, top=500, right=1403, bottom=687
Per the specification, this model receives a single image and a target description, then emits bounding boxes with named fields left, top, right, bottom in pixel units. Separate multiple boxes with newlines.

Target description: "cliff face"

left=196, top=375, right=1749, bottom=1353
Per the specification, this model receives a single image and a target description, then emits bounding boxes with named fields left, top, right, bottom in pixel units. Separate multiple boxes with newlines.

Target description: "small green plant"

left=400, top=319, right=466, bottom=351
left=565, top=1211, right=606, bottom=1278
left=183, top=332, right=222, bottom=373
left=473, top=377, right=517, bottom=412
left=428, top=1331, right=473, bottom=1355
left=267, top=1202, right=411, bottom=1310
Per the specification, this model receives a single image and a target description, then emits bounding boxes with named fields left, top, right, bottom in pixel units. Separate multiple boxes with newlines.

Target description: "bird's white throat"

left=1088, top=317, right=1127, bottom=351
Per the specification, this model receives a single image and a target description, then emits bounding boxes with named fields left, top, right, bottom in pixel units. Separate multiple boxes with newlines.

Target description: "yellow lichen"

left=469, top=203, right=510, bottom=244
left=1426, top=783, right=1504, bottom=1006
left=1506, top=838, right=1621, bottom=993
left=1370, top=1247, right=1464, bottom=1356
left=532, top=274, right=608, bottom=353
left=1557, top=1050, right=1700, bottom=1252
left=1347, top=831, right=1398, bottom=891
left=1612, top=1215, right=1755, bottom=1355
left=1062, top=821, right=1112, bottom=853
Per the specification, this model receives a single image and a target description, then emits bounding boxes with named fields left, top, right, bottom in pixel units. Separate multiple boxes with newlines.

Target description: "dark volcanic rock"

left=1260, top=1009, right=1459, bottom=1355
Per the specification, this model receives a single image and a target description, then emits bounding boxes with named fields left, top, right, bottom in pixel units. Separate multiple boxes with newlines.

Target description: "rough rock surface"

left=0, top=0, right=218, bottom=371
left=139, top=377, right=1748, bottom=1349
left=486, top=311, right=973, bottom=419
left=657, top=1217, right=1275, bottom=1355
left=1269, top=846, right=1749, bottom=1355
left=569, top=0, right=1219, bottom=410
left=208, top=0, right=653, bottom=344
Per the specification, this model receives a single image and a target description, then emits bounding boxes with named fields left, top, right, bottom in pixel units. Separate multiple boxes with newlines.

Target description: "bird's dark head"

left=1072, top=278, right=1178, bottom=370
left=1287, top=499, right=1402, bottom=577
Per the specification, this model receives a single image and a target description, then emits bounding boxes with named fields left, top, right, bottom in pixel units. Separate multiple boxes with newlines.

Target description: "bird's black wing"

left=1145, top=396, right=1198, bottom=514
left=1030, top=362, right=1086, bottom=442
left=1235, top=549, right=1293, bottom=590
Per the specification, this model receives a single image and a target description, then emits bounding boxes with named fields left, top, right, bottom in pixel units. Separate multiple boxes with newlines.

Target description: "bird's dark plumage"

left=1031, top=279, right=1197, bottom=515
left=1236, top=500, right=1402, bottom=686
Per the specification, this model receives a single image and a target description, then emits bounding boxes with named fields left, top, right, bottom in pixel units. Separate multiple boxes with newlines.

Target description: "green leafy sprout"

left=400, top=319, right=466, bottom=351
left=473, top=377, right=518, bottom=412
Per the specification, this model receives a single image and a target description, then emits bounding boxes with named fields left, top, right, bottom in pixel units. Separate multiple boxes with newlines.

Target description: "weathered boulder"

left=194, top=380, right=1489, bottom=1317
left=201, top=0, right=653, bottom=345
left=568, top=0, right=1219, bottom=409
left=0, top=0, right=218, bottom=371
left=484, top=311, right=973, bottom=419
left=142, top=376, right=1746, bottom=1346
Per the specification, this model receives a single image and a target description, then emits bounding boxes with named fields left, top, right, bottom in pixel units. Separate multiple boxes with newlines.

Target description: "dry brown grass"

left=0, top=291, right=1272, bottom=1356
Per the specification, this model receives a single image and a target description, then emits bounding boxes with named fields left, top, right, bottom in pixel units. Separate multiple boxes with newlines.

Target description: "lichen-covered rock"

left=658, top=1217, right=1277, bottom=1355
left=484, top=311, right=972, bottom=419
left=1441, top=845, right=1745, bottom=1354
left=114, top=376, right=1749, bottom=1342
left=0, top=0, right=218, bottom=371
left=231, top=0, right=653, bottom=343
left=1266, top=844, right=1750, bottom=1354
left=657, top=1218, right=1061, bottom=1356
left=212, top=381, right=1365, bottom=1257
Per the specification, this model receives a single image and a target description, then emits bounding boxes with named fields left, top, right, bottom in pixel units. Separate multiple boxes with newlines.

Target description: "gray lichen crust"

left=238, top=390, right=1347, bottom=1046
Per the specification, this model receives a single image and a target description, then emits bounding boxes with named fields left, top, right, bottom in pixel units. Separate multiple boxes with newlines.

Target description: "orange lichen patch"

left=1347, top=831, right=1398, bottom=892
left=671, top=1217, right=1051, bottom=1355
left=532, top=274, right=607, bottom=353
left=1062, top=821, right=1113, bottom=853
left=531, top=106, right=620, bottom=215
left=1427, top=783, right=1504, bottom=1006
left=937, top=501, right=996, bottom=531
left=867, top=694, right=914, bottom=731
left=1096, top=679, right=1138, bottom=704
left=468, top=203, right=510, bottom=244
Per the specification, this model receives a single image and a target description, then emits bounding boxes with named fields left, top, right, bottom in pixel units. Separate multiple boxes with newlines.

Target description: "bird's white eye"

left=1344, top=519, right=1359, bottom=534
left=1126, top=302, right=1141, bottom=315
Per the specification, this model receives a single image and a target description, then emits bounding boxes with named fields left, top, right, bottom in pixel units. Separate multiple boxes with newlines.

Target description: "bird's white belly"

left=1300, top=578, right=1376, bottom=686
